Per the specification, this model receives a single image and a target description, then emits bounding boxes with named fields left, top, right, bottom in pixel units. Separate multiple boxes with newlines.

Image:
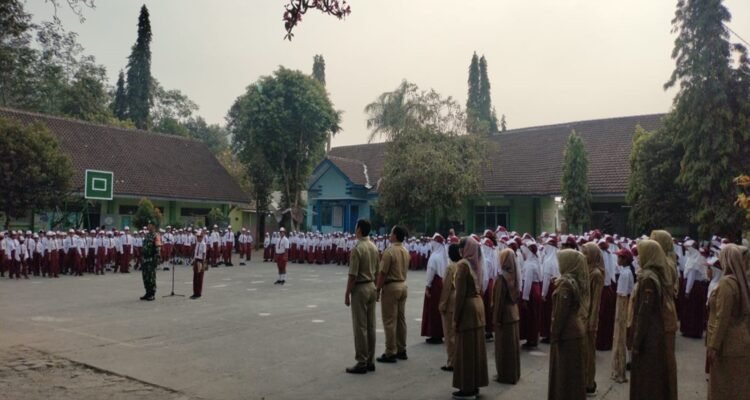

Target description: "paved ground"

left=0, top=253, right=709, bottom=400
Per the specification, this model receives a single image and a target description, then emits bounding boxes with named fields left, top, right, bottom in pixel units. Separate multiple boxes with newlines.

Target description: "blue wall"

left=307, top=161, right=375, bottom=233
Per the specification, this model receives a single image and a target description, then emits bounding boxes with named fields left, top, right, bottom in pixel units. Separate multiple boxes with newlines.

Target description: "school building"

left=307, top=113, right=665, bottom=236
left=0, top=108, right=257, bottom=232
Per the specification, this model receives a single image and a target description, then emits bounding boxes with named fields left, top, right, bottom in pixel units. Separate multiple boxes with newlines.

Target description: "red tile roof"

left=326, top=113, right=665, bottom=196
left=0, top=108, right=249, bottom=203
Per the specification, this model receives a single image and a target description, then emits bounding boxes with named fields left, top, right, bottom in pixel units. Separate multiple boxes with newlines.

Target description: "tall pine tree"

left=112, top=69, right=128, bottom=120
left=312, top=54, right=325, bottom=86
left=125, top=5, right=152, bottom=130
left=666, top=0, right=750, bottom=238
left=561, top=130, right=592, bottom=233
left=478, top=55, right=498, bottom=133
left=466, top=52, right=481, bottom=134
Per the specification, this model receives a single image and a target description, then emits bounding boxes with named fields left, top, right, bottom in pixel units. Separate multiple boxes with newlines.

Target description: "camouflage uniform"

left=141, top=231, right=159, bottom=296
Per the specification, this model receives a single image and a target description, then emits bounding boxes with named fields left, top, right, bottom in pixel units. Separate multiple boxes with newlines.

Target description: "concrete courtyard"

left=0, top=253, right=709, bottom=400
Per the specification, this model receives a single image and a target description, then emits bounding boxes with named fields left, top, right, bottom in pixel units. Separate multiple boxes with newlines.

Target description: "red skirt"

left=680, top=280, right=708, bottom=338
left=541, top=280, right=557, bottom=339
left=520, top=282, right=542, bottom=345
left=420, top=276, right=444, bottom=338
left=596, top=284, right=616, bottom=350
left=483, top=278, right=494, bottom=334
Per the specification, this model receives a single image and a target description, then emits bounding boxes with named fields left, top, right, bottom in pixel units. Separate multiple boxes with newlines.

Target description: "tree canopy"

left=662, top=0, right=750, bottom=238
left=366, top=81, right=485, bottom=231
left=561, top=130, right=592, bottom=233
left=465, top=53, right=498, bottom=136
left=125, top=5, right=152, bottom=130
left=228, top=67, right=340, bottom=231
left=0, top=117, right=73, bottom=229
left=133, top=197, right=163, bottom=230
left=626, top=122, right=687, bottom=234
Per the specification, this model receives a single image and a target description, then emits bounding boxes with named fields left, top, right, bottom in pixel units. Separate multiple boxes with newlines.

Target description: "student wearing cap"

left=222, top=226, right=234, bottom=266
left=191, top=230, right=208, bottom=299
left=120, top=227, right=133, bottom=273
left=274, top=228, right=290, bottom=284
left=520, top=240, right=543, bottom=349
left=209, top=225, right=220, bottom=268
left=263, top=233, right=271, bottom=262
left=421, top=233, right=447, bottom=345
left=611, top=247, right=635, bottom=383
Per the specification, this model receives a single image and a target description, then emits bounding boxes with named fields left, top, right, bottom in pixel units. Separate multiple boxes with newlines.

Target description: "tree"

left=466, top=52, right=481, bottom=134
left=184, top=117, right=228, bottom=154
left=0, top=117, right=73, bottom=229
left=132, top=197, right=162, bottom=229
left=283, top=0, right=351, bottom=40
left=626, top=123, right=688, bottom=234
left=228, top=67, right=340, bottom=231
left=112, top=70, right=128, bottom=120
left=500, top=114, right=507, bottom=132
left=665, top=0, right=750, bottom=238
left=367, top=81, right=485, bottom=230
left=312, top=54, right=326, bottom=86
left=561, top=130, right=592, bottom=233
left=478, top=55, right=498, bottom=133
left=61, top=63, right=112, bottom=123
left=206, top=208, right=228, bottom=229
left=126, top=5, right=152, bottom=129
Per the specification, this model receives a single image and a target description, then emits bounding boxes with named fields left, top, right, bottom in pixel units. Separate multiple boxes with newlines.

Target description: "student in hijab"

left=492, top=248, right=521, bottom=384
left=547, top=249, right=587, bottom=400
left=681, top=240, right=708, bottom=338
left=706, top=244, right=750, bottom=399
left=630, top=240, right=677, bottom=400
left=580, top=242, right=605, bottom=396
left=439, top=244, right=462, bottom=372
left=451, top=237, right=489, bottom=400
left=520, top=240, right=543, bottom=349
left=422, top=234, right=448, bottom=344
left=540, top=237, right=560, bottom=344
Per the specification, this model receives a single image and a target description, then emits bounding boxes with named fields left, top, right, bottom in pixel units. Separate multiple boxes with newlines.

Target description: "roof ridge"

left=328, top=155, right=365, bottom=165
left=0, top=106, right=204, bottom=144
left=495, top=113, right=665, bottom=136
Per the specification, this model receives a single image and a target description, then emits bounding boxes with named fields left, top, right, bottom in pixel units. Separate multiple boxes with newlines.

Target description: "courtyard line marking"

left=311, top=320, right=324, bottom=323
left=56, top=328, right=136, bottom=348
left=210, top=284, right=228, bottom=288
left=251, top=281, right=264, bottom=284
left=306, top=305, right=317, bottom=308
left=246, top=288, right=257, bottom=291
left=259, top=313, right=271, bottom=316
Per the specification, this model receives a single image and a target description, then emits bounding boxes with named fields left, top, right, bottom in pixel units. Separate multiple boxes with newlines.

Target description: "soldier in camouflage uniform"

left=140, top=222, right=160, bottom=301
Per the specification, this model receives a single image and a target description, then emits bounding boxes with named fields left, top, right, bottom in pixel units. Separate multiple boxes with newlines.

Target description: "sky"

left=26, top=0, right=750, bottom=147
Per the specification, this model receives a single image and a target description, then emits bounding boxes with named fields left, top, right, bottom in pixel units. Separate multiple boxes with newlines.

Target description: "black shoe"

left=452, top=390, right=476, bottom=400
left=396, top=351, right=408, bottom=360
left=426, top=337, right=443, bottom=344
left=145, top=295, right=155, bottom=301
left=345, top=365, right=368, bottom=374
left=376, top=354, right=397, bottom=363
left=626, top=362, right=631, bottom=371
left=139, top=294, right=149, bottom=300
left=274, top=280, right=281, bottom=285
left=441, top=365, right=453, bottom=372
left=367, top=363, right=375, bottom=372
left=541, top=337, right=551, bottom=344
left=280, top=280, right=285, bottom=285
left=240, top=262, right=246, bottom=266
left=522, top=342, right=538, bottom=349
left=190, top=294, right=201, bottom=300
left=586, top=383, right=598, bottom=397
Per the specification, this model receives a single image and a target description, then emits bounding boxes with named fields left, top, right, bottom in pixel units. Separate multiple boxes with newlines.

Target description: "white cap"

left=124, top=226, right=130, bottom=230
left=68, top=229, right=74, bottom=233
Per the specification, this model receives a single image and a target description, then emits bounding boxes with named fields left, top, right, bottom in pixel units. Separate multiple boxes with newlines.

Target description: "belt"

left=355, top=280, right=373, bottom=285
left=384, top=280, right=404, bottom=285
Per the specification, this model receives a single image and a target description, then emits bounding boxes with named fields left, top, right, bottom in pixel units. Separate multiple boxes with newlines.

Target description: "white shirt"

left=194, top=240, right=207, bottom=260
left=616, top=266, right=635, bottom=296
left=541, top=245, right=560, bottom=298
left=521, top=251, right=542, bottom=301
left=425, top=242, right=449, bottom=286
left=275, top=235, right=290, bottom=254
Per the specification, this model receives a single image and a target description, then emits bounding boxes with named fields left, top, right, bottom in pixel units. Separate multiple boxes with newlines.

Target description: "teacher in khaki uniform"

left=344, top=219, right=380, bottom=374
left=376, top=225, right=410, bottom=363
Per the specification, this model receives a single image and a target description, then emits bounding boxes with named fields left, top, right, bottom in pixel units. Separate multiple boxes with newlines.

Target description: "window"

left=332, top=206, right=343, bottom=227
left=474, top=206, right=509, bottom=231
left=320, top=204, right=332, bottom=226
left=119, top=205, right=138, bottom=215
left=180, top=208, right=211, bottom=217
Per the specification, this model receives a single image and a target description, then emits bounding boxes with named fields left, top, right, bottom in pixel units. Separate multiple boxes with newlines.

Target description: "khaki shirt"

left=349, top=238, right=379, bottom=283
left=707, top=277, right=750, bottom=357
left=380, top=242, right=409, bottom=282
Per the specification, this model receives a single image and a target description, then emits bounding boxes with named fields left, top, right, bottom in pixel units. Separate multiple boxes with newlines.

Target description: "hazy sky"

left=26, top=0, right=750, bottom=147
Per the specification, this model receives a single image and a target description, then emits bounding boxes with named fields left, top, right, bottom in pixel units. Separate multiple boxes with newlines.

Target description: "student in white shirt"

left=191, top=230, right=208, bottom=299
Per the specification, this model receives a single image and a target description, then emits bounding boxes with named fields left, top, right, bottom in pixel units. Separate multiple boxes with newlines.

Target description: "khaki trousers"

left=441, top=310, right=456, bottom=367
left=381, top=282, right=408, bottom=356
left=351, top=282, right=377, bottom=366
